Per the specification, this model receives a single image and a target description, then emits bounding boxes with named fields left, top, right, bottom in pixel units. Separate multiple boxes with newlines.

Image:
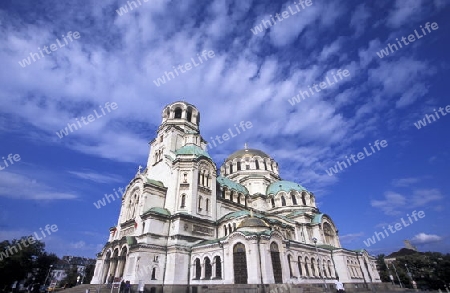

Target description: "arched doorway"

left=233, top=243, right=248, bottom=284
left=270, top=242, right=283, bottom=283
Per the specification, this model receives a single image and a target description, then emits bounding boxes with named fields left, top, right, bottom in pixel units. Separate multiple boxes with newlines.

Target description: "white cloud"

left=67, top=170, right=123, bottom=184
left=0, top=171, right=78, bottom=200
left=339, top=232, right=364, bottom=244
left=371, top=191, right=406, bottom=215
left=371, top=188, right=444, bottom=215
left=392, top=177, right=421, bottom=187
left=386, top=0, right=424, bottom=28
left=411, top=232, right=442, bottom=244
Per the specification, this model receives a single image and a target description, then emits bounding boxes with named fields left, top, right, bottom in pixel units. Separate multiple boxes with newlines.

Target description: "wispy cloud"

left=339, top=232, right=364, bottom=244
left=68, top=170, right=123, bottom=184
left=0, top=171, right=77, bottom=200
left=371, top=189, right=444, bottom=215
left=392, top=177, right=421, bottom=187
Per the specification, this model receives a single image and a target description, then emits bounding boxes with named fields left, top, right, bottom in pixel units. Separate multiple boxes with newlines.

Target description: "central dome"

left=226, top=148, right=270, bottom=161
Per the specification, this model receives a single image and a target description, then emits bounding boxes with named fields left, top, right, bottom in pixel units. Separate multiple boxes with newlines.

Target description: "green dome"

left=267, top=180, right=307, bottom=195
left=238, top=217, right=269, bottom=228
left=217, top=176, right=249, bottom=195
left=226, top=148, right=270, bottom=161
left=175, top=145, right=212, bottom=160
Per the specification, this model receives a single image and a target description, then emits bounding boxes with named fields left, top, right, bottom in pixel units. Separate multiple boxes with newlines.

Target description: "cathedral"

left=91, top=101, right=381, bottom=291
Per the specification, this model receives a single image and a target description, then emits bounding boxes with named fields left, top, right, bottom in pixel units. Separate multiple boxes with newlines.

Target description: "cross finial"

left=137, top=165, right=142, bottom=175
left=244, top=142, right=248, bottom=150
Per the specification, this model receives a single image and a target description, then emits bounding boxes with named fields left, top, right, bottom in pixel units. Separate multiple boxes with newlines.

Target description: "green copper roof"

left=267, top=180, right=307, bottom=195
left=311, top=213, right=323, bottom=224
left=219, top=210, right=264, bottom=222
left=143, top=207, right=171, bottom=216
left=146, top=178, right=165, bottom=188
left=226, top=148, right=270, bottom=161
left=217, top=176, right=249, bottom=195
left=175, top=145, right=212, bottom=160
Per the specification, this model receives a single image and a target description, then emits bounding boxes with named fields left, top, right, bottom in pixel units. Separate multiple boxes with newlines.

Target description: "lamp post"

left=312, top=237, right=328, bottom=291
left=44, top=265, right=53, bottom=286
left=391, top=262, right=403, bottom=288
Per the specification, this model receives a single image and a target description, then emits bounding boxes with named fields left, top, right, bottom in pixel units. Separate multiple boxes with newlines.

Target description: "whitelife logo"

left=325, top=140, right=388, bottom=176
left=414, top=104, right=450, bottom=130
left=56, top=102, right=118, bottom=139
left=250, top=0, right=313, bottom=35
left=288, top=69, right=350, bottom=106
left=18, top=31, right=81, bottom=68
left=363, top=211, right=425, bottom=247
left=152, top=50, right=215, bottom=87
left=376, top=22, right=439, bottom=59
left=0, top=224, right=58, bottom=260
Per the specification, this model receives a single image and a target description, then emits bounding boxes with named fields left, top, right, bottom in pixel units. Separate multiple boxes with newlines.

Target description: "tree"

left=62, top=265, right=79, bottom=287
left=376, top=254, right=390, bottom=282
left=0, top=236, right=57, bottom=291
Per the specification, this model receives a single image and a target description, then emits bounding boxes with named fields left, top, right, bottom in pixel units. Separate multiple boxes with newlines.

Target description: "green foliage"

left=377, top=252, right=450, bottom=290
left=0, top=236, right=55, bottom=289
left=62, top=265, right=79, bottom=287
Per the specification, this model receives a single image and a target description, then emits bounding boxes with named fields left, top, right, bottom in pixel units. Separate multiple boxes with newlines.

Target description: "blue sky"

left=0, top=0, right=449, bottom=258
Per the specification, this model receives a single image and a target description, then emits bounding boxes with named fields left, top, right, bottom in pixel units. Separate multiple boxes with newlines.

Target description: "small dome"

left=267, top=180, right=308, bottom=195
left=226, top=148, right=271, bottom=161
left=238, top=217, right=269, bottom=228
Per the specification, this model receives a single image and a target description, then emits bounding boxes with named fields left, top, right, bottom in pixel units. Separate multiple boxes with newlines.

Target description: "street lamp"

left=391, top=262, right=403, bottom=288
left=44, top=265, right=53, bottom=286
left=312, top=237, right=328, bottom=291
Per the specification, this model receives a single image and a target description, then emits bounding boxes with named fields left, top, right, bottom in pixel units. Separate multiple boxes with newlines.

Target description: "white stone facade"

left=91, top=101, right=381, bottom=287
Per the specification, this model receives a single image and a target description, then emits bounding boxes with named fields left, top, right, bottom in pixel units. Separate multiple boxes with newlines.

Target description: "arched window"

left=291, top=193, right=297, bottom=205
left=298, top=257, right=303, bottom=277
left=237, top=194, right=241, bottom=204
left=198, top=196, right=203, bottom=211
left=204, top=257, right=212, bottom=279
left=233, top=222, right=236, bottom=231
left=224, top=225, right=227, bottom=236
left=206, top=199, right=209, bottom=212
left=151, top=267, right=156, bottom=280
left=237, top=161, right=241, bottom=171
left=214, top=256, right=222, bottom=278
left=311, top=258, right=316, bottom=276
left=180, top=194, right=186, bottom=208
left=230, top=191, right=234, bottom=201
left=229, top=164, right=233, bottom=174
left=255, top=160, right=260, bottom=169
left=271, top=197, right=275, bottom=208
left=302, top=192, right=307, bottom=205
left=304, top=257, right=310, bottom=277
left=228, top=223, right=232, bottom=233
left=327, top=260, right=333, bottom=278
left=194, top=258, right=201, bottom=279
left=233, top=243, right=248, bottom=284
left=222, top=187, right=226, bottom=198
left=174, top=108, right=182, bottom=118
left=270, top=242, right=283, bottom=283
left=281, top=196, right=286, bottom=207
left=288, top=255, right=293, bottom=277
left=264, top=161, right=268, bottom=170
left=323, top=222, right=334, bottom=245
left=187, top=108, right=192, bottom=122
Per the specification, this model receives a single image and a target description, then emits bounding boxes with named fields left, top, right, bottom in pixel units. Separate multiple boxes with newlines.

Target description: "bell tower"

left=145, top=101, right=206, bottom=181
